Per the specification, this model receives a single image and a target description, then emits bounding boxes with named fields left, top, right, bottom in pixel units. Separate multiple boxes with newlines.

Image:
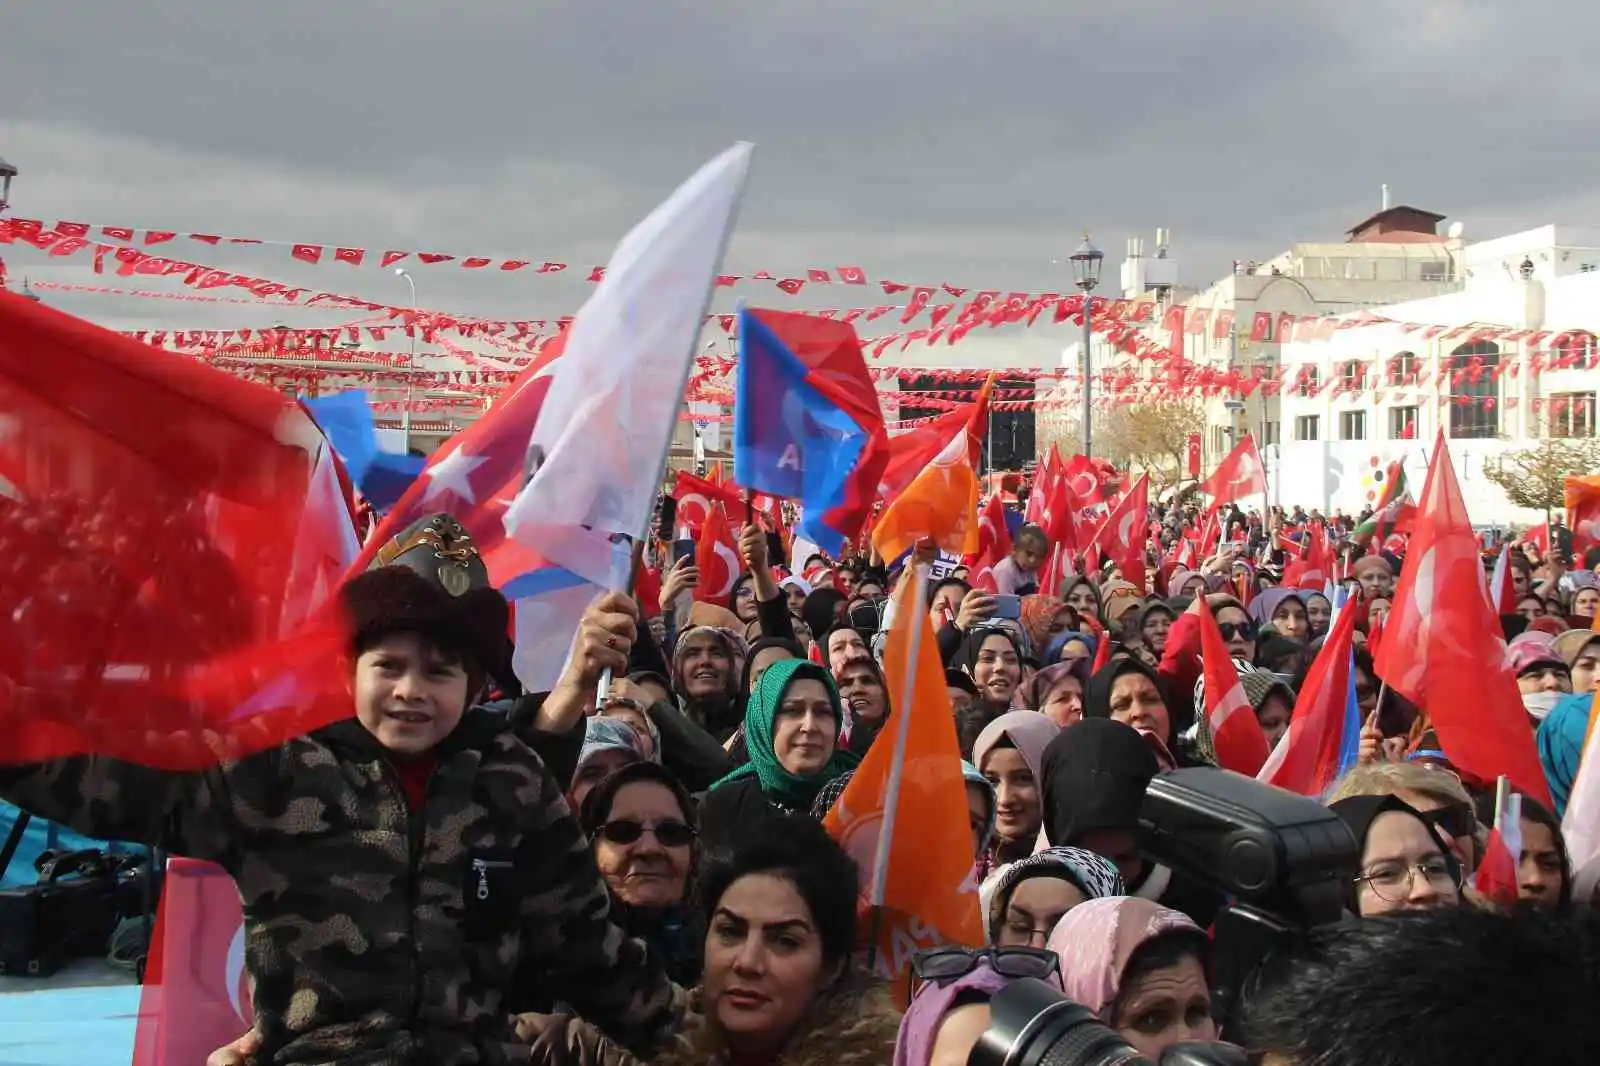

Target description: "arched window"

left=1449, top=340, right=1500, bottom=439
left=1387, top=351, right=1418, bottom=386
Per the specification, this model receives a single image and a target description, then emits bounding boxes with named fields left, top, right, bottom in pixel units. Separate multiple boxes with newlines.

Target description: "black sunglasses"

left=911, top=945, right=1059, bottom=984
left=1421, top=803, right=1477, bottom=840
left=598, top=819, right=696, bottom=848
left=1217, top=621, right=1259, bottom=641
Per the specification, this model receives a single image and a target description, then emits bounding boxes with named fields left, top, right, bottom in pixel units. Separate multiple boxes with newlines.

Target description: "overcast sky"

left=2, top=0, right=1596, bottom=370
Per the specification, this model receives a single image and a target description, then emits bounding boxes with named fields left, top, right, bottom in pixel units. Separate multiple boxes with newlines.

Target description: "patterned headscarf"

left=576, top=716, right=645, bottom=776
left=982, top=846, right=1125, bottom=942
left=1046, top=896, right=1202, bottom=1021
left=1020, top=595, right=1068, bottom=656
left=671, top=624, right=749, bottom=702
left=709, top=658, right=858, bottom=806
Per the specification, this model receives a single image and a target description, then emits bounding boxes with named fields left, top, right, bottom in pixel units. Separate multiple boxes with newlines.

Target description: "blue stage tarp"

left=0, top=985, right=139, bottom=1066
left=0, top=803, right=144, bottom=889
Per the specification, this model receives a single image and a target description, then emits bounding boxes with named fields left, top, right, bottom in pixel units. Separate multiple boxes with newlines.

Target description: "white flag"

left=505, top=143, right=753, bottom=588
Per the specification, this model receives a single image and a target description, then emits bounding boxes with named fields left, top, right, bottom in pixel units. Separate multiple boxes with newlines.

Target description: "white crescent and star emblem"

left=423, top=448, right=489, bottom=506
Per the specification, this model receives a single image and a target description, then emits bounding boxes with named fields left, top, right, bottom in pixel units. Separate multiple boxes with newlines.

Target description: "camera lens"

left=969, top=978, right=1148, bottom=1066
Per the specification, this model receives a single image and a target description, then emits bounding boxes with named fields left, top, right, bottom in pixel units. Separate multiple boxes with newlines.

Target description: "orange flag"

left=1566, top=474, right=1600, bottom=559
left=824, top=566, right=984, bottom=988
left=870, top=427, right=980, bottom=561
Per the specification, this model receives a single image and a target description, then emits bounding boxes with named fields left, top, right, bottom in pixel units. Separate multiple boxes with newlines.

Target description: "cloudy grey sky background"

left=2, top=0, right=1596, bottom=371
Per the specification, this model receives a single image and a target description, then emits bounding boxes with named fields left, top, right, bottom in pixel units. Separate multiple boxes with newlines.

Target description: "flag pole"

left=593, top=148, right=753, bottom=707
left=869, top=563, right=928, bottom=911
left=1493, top=775, right=1510, bottom=833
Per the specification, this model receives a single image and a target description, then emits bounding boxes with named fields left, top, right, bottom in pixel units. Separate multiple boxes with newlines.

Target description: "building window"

left=1339, top=410, right=1367, bottom=441
left=1549, top=392, right=1597, bottom=438
left=1552, top=331, right=1597, bottom=369
left=1295, top=365, right=1321, bottom=397
left=1387, top=351, right=1417, bottom=386
left=1340, top=360, right=1365, bottom=390
left=1210, top=425, right=1229, bottom=455
left=1420, top=261, right=1449, bottom=282
left=1294, top=415, right=1320, bottom=441
left=1448, top=341, right=1500, bottom=439
left=1261, top=420, right=1280, bottom=447
left=1389, top=405, right=1419, bottom=440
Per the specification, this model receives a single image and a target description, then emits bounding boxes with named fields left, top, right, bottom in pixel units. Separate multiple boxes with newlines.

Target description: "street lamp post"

left=1069, top=233, right=1104, bottom=458
left=0, top=155, right=16, bottom=214
left=395, top=267, right=417, bottom=453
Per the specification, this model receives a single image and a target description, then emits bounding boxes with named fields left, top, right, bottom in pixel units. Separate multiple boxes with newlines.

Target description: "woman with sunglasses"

left=527, top=815, right=900, bottom=1066
left=1150, top=594, right=1257, bottom=755
left=578, top=761, right=703, bottom=986
left=1329, top=794, right=1463, bottom=917
left=896, top=945, right=1061, bottom=1066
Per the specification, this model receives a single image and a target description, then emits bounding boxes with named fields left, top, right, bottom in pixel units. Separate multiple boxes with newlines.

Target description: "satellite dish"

left=1447, top=221, right=1465, bottom=239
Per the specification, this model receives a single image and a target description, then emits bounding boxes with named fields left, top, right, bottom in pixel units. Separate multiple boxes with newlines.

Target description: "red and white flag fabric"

left=132, top=858, right=253, bottom=1066
left=1090, top=474, right=1150, bottom=591
left=1282, top=523, right=1333, bottom=591
left=966, top=494, right=1012, bottom=592
left=1486, top=543, right=1519, bottom=614
left=1473, top=789, right=1523, bottom=909
left=1026, top=446, right=1062, bottom=527
left=1257, top=597, right=1360, bottom=797
left=0, top=290, right=354, bottom=770
left=693, top=503, right=743, bottom=606
left=1200, top=434, right=1267, bottom=508
left=1372, top=433, right=1552, bottom=807
left=671, top=470, right=746, bottom=534
left=1196, top=597, right=1271, bottom=776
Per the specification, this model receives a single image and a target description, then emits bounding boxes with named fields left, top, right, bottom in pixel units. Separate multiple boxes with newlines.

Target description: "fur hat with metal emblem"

left=370, top=513, right=489, bottom=599
left=366, top=513, right=519, bottom=695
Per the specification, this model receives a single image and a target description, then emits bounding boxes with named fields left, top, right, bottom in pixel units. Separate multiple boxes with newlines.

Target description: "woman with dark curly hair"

left=529, top=815, right=902, bottom=1066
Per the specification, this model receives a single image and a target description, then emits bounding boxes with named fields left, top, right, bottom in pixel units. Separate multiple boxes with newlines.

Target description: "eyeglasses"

left=1216, top=621, right=1259, bottom=641
left=597, top=819, right=696, bottom=848
left=911, top=945, right=1059, bottom=984
left=1355, top=857, right=1460, bottom=902
left=1420, top=803, right=1477, bottom=840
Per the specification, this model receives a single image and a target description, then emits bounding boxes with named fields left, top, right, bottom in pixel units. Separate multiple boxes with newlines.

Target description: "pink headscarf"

left=1045, top=896, right=1201, bottom=1021
left=973, top=710, right=1060, bottom=781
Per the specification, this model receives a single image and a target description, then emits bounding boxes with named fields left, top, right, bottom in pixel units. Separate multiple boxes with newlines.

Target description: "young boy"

left=0, top=531, right=675, bottom=1065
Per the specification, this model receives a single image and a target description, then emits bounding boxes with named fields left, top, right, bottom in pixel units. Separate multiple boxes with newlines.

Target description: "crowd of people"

left=4, top=483, right=1600, bottom=1064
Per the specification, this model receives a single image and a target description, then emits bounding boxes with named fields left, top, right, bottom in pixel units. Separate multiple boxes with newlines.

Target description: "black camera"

left=1138, top=768, right=1358, bottom=1036
left=967, top=769, right=1357, bottom=1064
left=969, top=978, right=1247, bottom=1066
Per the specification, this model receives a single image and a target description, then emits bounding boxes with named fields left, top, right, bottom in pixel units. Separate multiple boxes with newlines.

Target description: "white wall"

left=1271, top=437, right=1548, bottom=526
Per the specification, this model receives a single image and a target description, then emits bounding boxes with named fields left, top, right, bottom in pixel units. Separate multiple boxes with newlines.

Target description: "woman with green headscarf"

left=698, top=659, right=859, bottom=854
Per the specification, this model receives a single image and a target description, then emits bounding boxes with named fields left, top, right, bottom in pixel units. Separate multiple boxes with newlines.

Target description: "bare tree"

left=1483, top=437, right=1600, bottom=527
left=1098, top=397, right=1206, bottom=491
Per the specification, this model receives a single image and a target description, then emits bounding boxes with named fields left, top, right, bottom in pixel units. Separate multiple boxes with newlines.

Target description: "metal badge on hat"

left=439, top=560, right=472, bottom=597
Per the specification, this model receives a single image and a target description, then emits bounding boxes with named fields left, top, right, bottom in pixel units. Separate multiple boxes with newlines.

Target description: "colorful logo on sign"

left=1361, top=455, right=1390, bottom=502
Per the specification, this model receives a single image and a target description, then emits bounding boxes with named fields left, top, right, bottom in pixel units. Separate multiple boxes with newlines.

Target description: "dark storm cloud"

left=2, top=0, right=1597, bottom=354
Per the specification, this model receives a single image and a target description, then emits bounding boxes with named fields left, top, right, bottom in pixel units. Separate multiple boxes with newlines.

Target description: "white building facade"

left=1271, top=224, right=1600, bottom=524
